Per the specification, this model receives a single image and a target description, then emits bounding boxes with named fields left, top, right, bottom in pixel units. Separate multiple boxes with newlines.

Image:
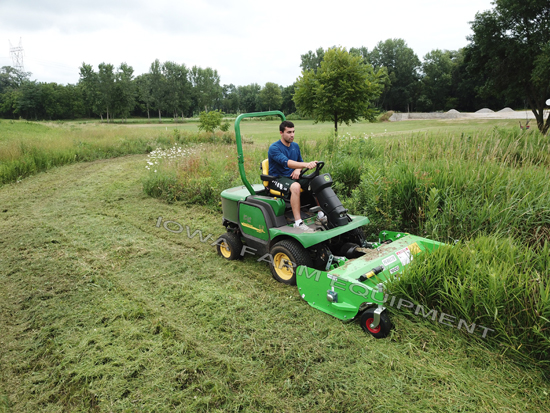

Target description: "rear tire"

left=360, top=308, right=392, bottom=338
left=216, top=232, right=243, bottom=260
left=269, top=239, right=312, bottom=285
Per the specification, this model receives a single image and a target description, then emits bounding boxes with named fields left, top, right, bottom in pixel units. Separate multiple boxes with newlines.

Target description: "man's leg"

left=289, top=182, right=302, bottom=222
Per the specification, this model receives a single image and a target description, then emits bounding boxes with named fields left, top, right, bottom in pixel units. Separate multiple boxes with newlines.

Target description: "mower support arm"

left=234, top=111, right=286, bottom=195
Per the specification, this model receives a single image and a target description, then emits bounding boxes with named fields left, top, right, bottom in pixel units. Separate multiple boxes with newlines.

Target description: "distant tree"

left=300, top=47, right=326, bottom=73
left=163, top=61, right=191, bottom=120
left=15, top=81, right=41, bottom=120
left=189, top=66, right=222, bottom=113
left=149, top=59, right=167, bottom=121
left=466, top=0, right=550, bottom=133
left=97, top=63, right=116, bottom=122
left=369, top=39, right=421, bottom=112
left=0, top=66, right=31, bottom=118
left=260, top=82, right=282, bottom=111
left=78, top=63, right=101, bottom=118
left=350, top=46, right=370, bottom=65
left=418, top=49, right=458, bottom=111
left=40, top=82, right=61, bottom=119
left=280, top=83, right=296, bottom=115
left=0, top=66, right=30, bottom=94
left=221, top=84, right=239, bottom=114
left=238, top=83, right=261, bottom=112
left=113, top=63, right=136, bottom=121
left=294, top=47, right=385, bottom=133
left=135, top=73, right=153, bottom=120
left=60, top=83, right=85, bottom=119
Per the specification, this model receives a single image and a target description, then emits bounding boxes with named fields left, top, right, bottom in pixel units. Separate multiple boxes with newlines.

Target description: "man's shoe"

left=294, top=222, right=314, bottom=233
left=315, top=215, right=328, bottom=226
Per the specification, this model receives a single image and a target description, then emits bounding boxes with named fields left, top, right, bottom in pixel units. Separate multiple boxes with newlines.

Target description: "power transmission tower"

left=9, top=38, right=24, bottom=72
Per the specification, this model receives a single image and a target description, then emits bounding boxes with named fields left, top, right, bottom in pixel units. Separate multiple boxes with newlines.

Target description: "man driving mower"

left=268, top=120, right=327, bottom=232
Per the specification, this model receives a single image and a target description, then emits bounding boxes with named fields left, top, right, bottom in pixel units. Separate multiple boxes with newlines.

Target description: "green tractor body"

left=216, top=111, right=443, bottom=337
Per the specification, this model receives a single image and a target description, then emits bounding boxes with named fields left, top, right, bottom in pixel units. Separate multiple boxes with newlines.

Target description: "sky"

left=0, top=0, right=495, bottom=87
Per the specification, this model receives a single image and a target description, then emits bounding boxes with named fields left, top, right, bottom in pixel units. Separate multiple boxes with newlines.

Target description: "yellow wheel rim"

left=220, top=241, right=232, bottom=258
left=273, top=252, right=294, bottom=280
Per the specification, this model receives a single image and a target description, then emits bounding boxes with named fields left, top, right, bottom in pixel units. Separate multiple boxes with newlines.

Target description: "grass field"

left=1, top=118, right=549, bottom=412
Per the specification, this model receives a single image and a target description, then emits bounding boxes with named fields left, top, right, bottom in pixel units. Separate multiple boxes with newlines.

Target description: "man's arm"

left=288, top=160, right=317, bottom=179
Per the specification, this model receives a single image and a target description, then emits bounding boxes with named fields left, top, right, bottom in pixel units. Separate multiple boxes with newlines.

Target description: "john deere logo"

left=324, top=175, right=330, bottom=182
left=241, top=222, right=265, bottom=234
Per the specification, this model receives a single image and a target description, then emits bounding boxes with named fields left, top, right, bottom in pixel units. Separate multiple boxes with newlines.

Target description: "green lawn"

left=92, top=118, right=522, bottom=143
left=1, top=150, right=549, bottom=412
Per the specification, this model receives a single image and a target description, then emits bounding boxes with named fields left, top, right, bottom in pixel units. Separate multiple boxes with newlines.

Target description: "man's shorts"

left=269, top=176, right=309, bottom=199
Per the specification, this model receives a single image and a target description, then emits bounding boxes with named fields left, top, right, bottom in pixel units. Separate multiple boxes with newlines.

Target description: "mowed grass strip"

left=1, top=154, right=549, bottom=412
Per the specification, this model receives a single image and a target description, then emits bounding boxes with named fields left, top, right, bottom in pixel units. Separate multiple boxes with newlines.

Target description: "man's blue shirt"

left=268, top=140, right=303, bottom=177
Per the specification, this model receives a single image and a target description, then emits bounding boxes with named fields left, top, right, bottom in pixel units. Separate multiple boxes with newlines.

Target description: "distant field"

left=0, top=116, right=523, bottom=146
left=58, top=117, right=523, bottom=141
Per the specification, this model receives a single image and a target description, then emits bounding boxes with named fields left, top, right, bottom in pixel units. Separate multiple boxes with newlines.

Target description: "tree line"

left=0, top=1, right=548, bottom=133
left=0, top=44, right=505, bottom=122
left=0, top=60, right=296, bottom=121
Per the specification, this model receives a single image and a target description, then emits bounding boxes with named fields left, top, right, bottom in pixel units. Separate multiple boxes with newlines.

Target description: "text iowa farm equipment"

left=215, top=111, right=443, bottom=337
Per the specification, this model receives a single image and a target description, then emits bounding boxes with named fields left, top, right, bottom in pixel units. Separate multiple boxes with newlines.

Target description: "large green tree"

left=369, top=39, right=421, bottom=112
left=466, top=0, right=550, bottom=133
left=294, top=47, right=385, bottom=133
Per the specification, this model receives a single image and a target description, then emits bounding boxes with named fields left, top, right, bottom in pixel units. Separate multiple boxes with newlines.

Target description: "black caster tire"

left=360, top=308, right=392, bottom=338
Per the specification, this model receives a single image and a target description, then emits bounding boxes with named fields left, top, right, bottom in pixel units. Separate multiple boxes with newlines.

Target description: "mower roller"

left=215, top=111, right=443, bottom=338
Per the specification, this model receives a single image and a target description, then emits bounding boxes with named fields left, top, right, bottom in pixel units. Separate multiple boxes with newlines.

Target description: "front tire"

left=269, top=239, right=312, bottom=285
left=216, top=232, right=243, bottom=260
left=360, top=308, right=392, bottom=338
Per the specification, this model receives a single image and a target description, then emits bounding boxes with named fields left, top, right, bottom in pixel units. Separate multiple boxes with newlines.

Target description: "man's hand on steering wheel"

left=305, top=160, right=318, bottom=170
left=291, top=161, right=318, bottom=179
left=299, top=161, right=325, bottom=179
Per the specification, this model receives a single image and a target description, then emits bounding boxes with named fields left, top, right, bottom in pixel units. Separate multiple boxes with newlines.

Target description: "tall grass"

left=336, top=127, right=550, bottom=367
left=141, top=133, right=258, bottom=206
left=347, top=128, right=550, bottom=246
left=0, top=121, right=236, bottom=186
left=388, top=237, right=550, bottom=366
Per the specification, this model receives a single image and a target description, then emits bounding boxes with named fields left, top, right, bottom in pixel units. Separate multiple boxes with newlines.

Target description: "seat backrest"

left=260, top=158, right=302, bottom=197
left=261, top=159, right=270, bottom=188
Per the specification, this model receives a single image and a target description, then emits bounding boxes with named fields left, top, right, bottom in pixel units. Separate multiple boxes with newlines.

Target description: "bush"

left=286, top=113, right=303, bottom=120
left=198, top=110, right=224, bottom=133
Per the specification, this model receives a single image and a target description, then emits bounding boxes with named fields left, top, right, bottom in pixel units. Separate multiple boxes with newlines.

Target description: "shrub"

left=286, top=113, right=302, bottom=120
left=198, top=110, right=224, bottom=133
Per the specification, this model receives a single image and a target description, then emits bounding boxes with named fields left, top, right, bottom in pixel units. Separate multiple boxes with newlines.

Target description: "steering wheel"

left=299, top=161, right=325, bottom=179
